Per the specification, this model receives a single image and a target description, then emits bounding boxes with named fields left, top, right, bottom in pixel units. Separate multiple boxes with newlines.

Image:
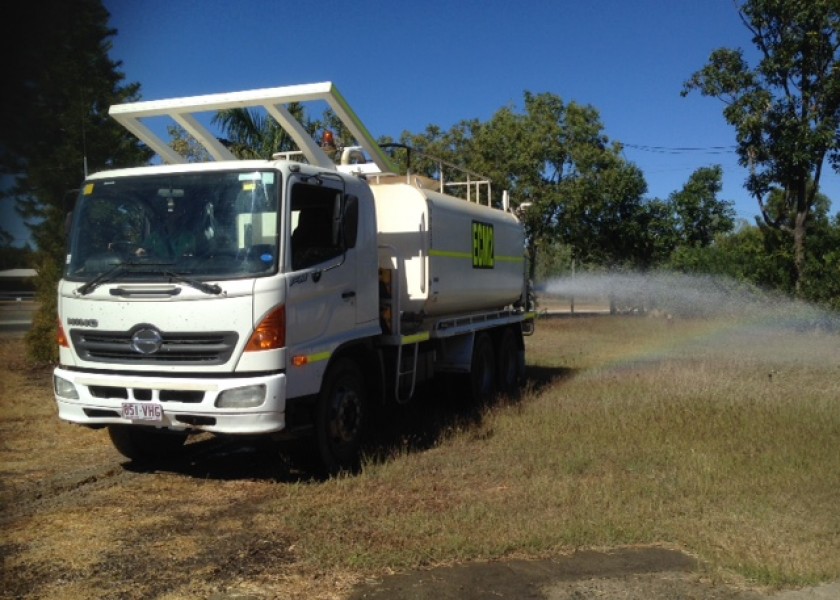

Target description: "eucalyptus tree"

left=683, top=0, right=840, bottom=295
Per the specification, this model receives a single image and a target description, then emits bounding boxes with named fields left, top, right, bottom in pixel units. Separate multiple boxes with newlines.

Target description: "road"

left=0, top=298, right=35, bottom=336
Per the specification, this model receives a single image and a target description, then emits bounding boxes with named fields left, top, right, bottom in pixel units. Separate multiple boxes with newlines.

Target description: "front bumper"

left=54, top=367, right=287, bottom=435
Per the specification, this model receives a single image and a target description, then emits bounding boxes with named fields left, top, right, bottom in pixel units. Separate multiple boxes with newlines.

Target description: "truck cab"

left=54, top=159, right=378, bottom=460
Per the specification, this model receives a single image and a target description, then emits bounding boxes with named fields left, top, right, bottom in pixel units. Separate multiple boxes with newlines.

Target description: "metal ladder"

left=394, top=339, right=420, bottom=404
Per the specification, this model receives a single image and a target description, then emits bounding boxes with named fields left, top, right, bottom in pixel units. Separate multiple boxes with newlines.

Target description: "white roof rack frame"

left=109, top=81, right=398, bottom=173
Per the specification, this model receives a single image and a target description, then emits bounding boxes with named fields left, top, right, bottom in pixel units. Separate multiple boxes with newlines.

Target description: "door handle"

left=341, top=290, right=356, bottom=300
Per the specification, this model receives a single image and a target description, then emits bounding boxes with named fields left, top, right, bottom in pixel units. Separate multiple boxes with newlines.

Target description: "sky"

left=4, top=0, right=839, bottom=247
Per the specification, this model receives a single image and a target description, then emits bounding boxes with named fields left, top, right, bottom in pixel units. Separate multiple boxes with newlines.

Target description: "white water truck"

left=53, top=82, right=535, bottom=474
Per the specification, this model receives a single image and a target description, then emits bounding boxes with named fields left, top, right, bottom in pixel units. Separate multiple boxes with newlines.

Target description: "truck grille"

left=70, top=329, right=239, bottom=365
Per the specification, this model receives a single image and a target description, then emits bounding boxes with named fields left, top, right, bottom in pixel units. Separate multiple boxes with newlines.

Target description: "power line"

left=622, top=143, right=737, bottom=155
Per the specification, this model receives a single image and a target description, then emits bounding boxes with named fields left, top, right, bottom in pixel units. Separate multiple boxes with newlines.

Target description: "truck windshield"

left=65, top=170, right=280, bottom=282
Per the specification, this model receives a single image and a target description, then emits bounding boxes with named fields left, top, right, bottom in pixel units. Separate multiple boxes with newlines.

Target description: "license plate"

left=121, top=402, right=163, bottom=422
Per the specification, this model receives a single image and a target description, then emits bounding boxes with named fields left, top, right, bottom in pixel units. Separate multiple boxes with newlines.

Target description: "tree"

left=212, top=103, right=321, bottom=160
left=670, top=183, right=836, bottom=306
left=566, top=156, right=652, bottom=269
left=632, top=197, right=680, bottom=269
left=0, top=0, right=151, bottom=362
left=683, top=0, right=840, bottom=296
left=803, top=212, right=840, bottom=310
left=669, top=222, right=793, bottom=291
left=167, top=125, right=212, bottom=162
left=669, top=166, right=736, bottom=247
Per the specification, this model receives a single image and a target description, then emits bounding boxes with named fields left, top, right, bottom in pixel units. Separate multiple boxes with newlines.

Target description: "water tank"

left=372, top=181, right=525, bottom=317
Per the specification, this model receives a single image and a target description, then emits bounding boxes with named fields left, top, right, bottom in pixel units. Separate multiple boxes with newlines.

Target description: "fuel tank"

left=371, top=180, right=525, bottom=317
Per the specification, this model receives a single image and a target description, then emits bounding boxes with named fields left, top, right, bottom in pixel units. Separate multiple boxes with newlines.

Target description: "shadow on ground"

left=123, top=365, right=575, bottom=483
left=346, top=546, right=840, bottom=600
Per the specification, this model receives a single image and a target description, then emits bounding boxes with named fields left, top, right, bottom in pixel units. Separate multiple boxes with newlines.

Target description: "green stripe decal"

left=402, top=332, right=431, bottom=345
left=429, top=249, right=472, bottom=259
left=307, top=351, right=332, bottom=363
left=429, top=249, right=522, bottom=263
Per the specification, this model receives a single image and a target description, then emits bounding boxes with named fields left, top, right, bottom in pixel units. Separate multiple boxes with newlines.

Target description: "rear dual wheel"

left=465, top=329, right=523, bottom=403
left=468, top=333, right=496, bottom=403
left=496, top=327, right=523, bottom=395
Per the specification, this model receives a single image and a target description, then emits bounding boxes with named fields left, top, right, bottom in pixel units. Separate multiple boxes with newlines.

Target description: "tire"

left=315, top=358, right=368, bottom=476
left=107, top=425, right=188, bottom=463
left=468, top=333, right=496, bottom=403
left=496, top=327, right=523, bottom=395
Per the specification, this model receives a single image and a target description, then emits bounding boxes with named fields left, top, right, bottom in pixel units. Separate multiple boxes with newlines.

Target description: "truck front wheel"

left=108, top=425, right=188, bottom=463
left=315, top=358, right=368, bottom=476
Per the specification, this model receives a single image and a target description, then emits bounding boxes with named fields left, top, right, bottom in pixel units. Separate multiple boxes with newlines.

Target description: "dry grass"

left=265, top=316, right=840, bottom=587
left=2, top=313, right=839, bottom=597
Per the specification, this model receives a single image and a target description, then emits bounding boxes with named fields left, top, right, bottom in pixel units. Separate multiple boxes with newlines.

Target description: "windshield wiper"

left=75, top=263, right=127, bottom=296
left=76, top=262, right=222, bottom=296
left=162, top=270, right=223, bottom=295
left=75, top=261, right=181, bottom=296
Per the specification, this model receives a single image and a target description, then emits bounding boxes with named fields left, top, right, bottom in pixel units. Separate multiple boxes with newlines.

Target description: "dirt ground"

left=1, top=332, right=837, bottom=600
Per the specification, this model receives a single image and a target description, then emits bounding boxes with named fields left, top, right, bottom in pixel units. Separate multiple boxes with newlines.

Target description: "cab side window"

left=290, top=183, right=343, bottom=270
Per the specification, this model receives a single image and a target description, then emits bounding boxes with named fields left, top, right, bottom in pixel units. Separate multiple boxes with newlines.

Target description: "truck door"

left=284, top=176, right=358, bottom=393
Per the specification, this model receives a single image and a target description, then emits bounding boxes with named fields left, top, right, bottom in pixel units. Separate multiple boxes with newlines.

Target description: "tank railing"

left=268, top=143, right=495, bottom=208
left=378, top=144, right=495, bottom=208
left=442, top=179, right=492, bottom=206
left=429, top=155, right=492, bottom=207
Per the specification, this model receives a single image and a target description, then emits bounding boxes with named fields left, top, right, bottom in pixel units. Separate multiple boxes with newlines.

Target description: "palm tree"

left=212, top=102, right=319, bottom=160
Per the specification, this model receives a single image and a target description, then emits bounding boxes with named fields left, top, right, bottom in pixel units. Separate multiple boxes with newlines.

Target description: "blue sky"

left=4, top=0, right=838, bottom=248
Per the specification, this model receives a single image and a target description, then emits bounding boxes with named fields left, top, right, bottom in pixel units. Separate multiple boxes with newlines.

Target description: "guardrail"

left=0, top=292, right=36, bottom=301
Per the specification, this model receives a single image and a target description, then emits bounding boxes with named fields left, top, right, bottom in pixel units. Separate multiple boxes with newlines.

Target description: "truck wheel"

left=107, top=425, right=188, bottom=463
left=469, top=333, right=496, bottom=403
left=496, top=327, right=522, bottom=395
left=316, top=358, right=367, bottom=476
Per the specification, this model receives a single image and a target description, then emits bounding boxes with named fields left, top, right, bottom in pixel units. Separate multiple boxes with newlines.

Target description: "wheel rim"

left=327, top=385, right=362, bottom=447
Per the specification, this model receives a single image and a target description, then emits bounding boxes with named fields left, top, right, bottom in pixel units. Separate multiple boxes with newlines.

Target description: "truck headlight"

left=54, top=375, right=79, bottom=400
left=215, top=384, right=266, bottom=408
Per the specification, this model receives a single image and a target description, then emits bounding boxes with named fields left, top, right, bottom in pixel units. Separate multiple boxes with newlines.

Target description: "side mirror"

left=342, top=195, right=359, bottom=249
